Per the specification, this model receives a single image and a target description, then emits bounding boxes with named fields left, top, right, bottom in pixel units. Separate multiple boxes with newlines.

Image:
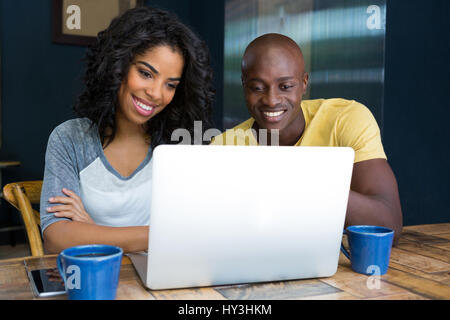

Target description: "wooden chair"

left=2, top=181, right=44, bottom=256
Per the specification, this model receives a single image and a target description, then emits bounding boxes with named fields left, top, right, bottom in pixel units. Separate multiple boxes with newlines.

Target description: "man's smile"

left=261, top=109, right=287, bottom=122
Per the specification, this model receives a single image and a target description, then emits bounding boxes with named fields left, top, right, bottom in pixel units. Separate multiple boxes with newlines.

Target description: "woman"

left=40, top=7, right=214, bottom=254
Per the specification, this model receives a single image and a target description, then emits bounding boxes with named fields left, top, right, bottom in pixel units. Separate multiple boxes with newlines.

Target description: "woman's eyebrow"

left=136, top=61, right=159, bottom=74
left=135, top=61, right=181, bottom=81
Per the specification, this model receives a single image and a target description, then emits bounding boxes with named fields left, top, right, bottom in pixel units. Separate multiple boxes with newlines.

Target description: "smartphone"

left=27, top=268, right=66, bottom=298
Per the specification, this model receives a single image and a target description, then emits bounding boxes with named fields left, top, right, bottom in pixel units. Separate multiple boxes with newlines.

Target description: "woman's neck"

left=105, top=113, right=149, bottom=146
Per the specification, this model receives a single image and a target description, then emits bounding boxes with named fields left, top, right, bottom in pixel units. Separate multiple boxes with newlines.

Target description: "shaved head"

left=242, top=33, right=305, bottom=79
left=240, top=33, right=309, bottom=146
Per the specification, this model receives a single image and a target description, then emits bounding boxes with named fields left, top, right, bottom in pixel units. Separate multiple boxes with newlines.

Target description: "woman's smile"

left=132, top=95, right=157, bottom=117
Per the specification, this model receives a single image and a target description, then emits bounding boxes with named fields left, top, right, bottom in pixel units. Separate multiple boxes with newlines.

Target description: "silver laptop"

left=128, top=145, right=354, bottom=290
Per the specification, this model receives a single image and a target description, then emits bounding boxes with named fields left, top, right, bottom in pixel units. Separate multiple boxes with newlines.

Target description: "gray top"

left=40, top=118, right=152, bottom=234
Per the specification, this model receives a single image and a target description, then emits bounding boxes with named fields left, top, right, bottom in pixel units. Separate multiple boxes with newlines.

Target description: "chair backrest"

left=3, top=181, right=44, bottom=256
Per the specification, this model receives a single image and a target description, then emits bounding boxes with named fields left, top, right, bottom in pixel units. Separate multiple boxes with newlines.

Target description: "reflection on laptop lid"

left=128, top=145, right=354, bottom=290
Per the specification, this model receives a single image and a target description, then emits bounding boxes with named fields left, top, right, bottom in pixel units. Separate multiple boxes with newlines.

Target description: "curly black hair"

left=74, top=6, right=215, bottom=148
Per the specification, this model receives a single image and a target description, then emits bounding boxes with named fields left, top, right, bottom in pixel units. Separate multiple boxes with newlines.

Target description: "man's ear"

left=302, top=72, right=309, bottom=91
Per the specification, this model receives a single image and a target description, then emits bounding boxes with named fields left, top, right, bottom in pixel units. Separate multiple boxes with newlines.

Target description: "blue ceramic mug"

left=340, top=225, right=394, bottom=276
left=57, top=244, right=123, bottom=300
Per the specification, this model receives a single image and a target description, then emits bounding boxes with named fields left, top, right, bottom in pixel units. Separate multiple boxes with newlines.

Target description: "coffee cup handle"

left=340, top=230, right=351, bottom=260
left=57, top=254, right=67, bottom=287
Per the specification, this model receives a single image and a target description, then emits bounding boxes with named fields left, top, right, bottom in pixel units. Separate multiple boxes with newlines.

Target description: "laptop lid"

left=145, top=145, right=354, bottom=290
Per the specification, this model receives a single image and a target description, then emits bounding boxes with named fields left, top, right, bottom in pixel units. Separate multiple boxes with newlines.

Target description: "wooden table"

left=0, top=224, right=449, bottom=300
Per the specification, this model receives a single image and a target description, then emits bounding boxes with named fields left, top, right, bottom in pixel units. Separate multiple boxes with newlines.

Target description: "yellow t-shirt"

left=211, top=98, right=387, bottom=163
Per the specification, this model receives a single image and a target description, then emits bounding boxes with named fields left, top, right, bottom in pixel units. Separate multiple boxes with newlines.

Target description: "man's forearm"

left=43, top=221, right=149, bottom=254
left=346, top=190, right=403, bottom=244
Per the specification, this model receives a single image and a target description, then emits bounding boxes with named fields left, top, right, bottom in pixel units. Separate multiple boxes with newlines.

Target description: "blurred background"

left=0, top=0, right=449, bottom=249
left=224, top=0, right=386, bottom=129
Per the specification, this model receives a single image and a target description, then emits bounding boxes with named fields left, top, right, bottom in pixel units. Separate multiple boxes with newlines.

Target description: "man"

left=211, top=33, right=402, bottom=244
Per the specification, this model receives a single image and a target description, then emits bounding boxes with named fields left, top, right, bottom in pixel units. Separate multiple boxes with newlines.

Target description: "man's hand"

left=46, top=188, right=95, bottom=225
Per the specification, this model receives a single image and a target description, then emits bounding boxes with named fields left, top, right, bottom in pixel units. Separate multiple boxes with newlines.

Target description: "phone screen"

left=28, top=268, right=66, bottom=297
